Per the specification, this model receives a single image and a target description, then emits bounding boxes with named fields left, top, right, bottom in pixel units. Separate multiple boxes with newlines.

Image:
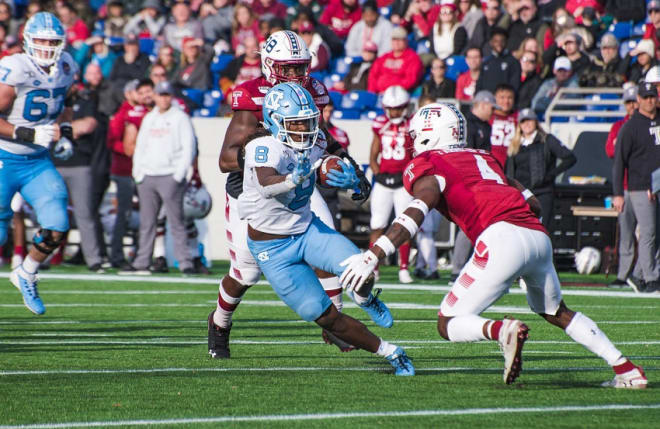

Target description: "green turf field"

left=0, top=263, right=658, bottom=428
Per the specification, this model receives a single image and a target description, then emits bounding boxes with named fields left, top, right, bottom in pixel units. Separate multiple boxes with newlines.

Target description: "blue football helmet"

left=263, top=82, right=319, bottom=151
left=23, top=12, right=66, bottom=68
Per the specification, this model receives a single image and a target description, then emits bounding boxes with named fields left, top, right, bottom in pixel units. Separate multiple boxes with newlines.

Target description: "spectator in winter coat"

left=231, top=2, right=264, bottom=55
left=475, top=27, right=522, bottom=93
left=455, top=46, right=481, bottom=101
left=626, top=39, right=658, bottom=84
left=109, top=34, right=152, bottom=109
left=298, top=21, right=331, bottom=72
left=173, top=37, right=213, bottom=91
left=252, top=0, right=288, bottom=21
left=469, top=0, right=505, bottom=58
left=579, top=33, right=626, bottom=88
left=319, top=0, right=362, bottom=39
left=422, top=57, right=456, bottom=99
left=506, top=0, right=550, bottom=55
left=201, top=0, right=234, bottom=44
left=516, top=49, right=543, bottom=109
left=123, top=0, right=166, bottom=38
left=531, top=56, right=578, bottom=115
left=335, top=40, right=378, bottom=92
left=345, top=1, right=393, bottom=57
left=163, top=0, right=204, bottom=52
left=429, top=0, right=468, bottom=60
left=367, top=26, right=424, bottom=94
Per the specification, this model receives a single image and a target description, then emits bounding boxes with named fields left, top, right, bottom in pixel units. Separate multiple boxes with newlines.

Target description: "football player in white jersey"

left=238, top=82, right=414, bottom=375
left=0, top=12, right=78, bottom=315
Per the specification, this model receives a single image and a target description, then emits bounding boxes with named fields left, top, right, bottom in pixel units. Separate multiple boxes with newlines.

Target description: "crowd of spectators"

left=0, top=0, right=658, bottom=285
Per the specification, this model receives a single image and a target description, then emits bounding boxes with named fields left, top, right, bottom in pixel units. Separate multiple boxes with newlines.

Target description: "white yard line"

left=1, top=272, right=659, bottom=299
left=0, top=404, right=659, bottom=429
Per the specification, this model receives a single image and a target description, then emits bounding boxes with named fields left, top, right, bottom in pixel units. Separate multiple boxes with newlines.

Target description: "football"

left=318, top=155, right=344, bottom=187
left=575, top=246, right=601, bottom=275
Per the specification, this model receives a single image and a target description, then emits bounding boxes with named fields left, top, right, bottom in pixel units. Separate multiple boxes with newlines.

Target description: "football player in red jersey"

left=489, top=83, right=517, bottom=168
left=340, top=103, right=648, bottom=389
left=209, top=30, right=373, bottom=358
left=368, top=86, right=415, bottom=284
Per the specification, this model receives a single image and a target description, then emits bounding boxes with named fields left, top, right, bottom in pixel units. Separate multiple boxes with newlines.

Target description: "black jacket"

left=605, top=0, right=646, bottom=22
left=506, top=15, right=549, bottom=53
left=506, top=133, right=576, bottom=195
left=475, top=50, right=521, bottom=93
left=464, top=110, right=491, bottom=151
left=613, top=110, right=660, bottom=195
left=517, top=71, right=543, bottom=110
left=422, top=77, right=456, bottom=99
left=578, top=54, right=627, bottom=88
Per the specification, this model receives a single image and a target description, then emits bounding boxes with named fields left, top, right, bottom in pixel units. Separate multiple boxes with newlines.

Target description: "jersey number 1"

left=474, top=154, right=504, bottom=184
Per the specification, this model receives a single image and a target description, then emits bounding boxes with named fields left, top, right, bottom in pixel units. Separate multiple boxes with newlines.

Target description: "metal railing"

left=544, top=87, right=626, bottom=129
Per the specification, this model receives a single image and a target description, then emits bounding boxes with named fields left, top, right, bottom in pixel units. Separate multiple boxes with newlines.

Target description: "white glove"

left=33, top=124, right=57, bottom=147
left=52, top=137, right=74, bottom=160
left=339, top=250, right=379, bottom=293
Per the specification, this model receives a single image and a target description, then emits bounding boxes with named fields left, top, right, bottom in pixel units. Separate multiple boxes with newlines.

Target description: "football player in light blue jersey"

left=238, top=82, right=414, bottom=375
left=0, top=12, right=79, bottom=315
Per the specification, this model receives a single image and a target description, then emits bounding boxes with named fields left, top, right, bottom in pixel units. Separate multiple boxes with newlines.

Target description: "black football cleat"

left=208, top=311, right=231, bottom=359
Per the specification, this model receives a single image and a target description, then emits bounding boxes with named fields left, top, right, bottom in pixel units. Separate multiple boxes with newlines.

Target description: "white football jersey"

left=0, top=52, right=78, bottom=155
left=239, top=134, right=326, bottom=235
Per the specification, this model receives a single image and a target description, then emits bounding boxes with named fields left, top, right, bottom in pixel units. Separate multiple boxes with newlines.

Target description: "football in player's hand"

left=318, top=155, right=344, bottom=187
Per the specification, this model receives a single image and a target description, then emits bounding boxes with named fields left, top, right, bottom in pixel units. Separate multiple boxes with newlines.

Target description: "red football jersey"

left=372, top=115, right=414, bottom=174
left=489, top=111, right=518, bottom=168
left=327, top=123, right=350, bottom=150
left=403, top=149, right=546, bottom=244
left=231, top=76, right=331, bottom=121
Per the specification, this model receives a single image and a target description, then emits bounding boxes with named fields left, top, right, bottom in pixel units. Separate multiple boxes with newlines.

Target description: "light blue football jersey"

left=0, top=52, right=78, bottom=155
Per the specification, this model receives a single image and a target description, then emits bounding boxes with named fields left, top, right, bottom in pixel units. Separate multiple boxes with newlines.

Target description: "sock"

left=564, top=312, right=623, bottom=366
left=319, top=277, right=343, bottom=312
left=153, top=233, right=166, bottom=258
left=446, top=314, right=491, bottom=342
left=487, top=320, right=504, bottom=341
left=213, top=282, right=242, bottom=329
left=14, top=245, right=24, bottom=257
left=399, top=243, right=411, bottom=270
left=376, top=339, right=398, bottom=357
left=613, top=359, right=635, bottom=374
left=22, top=255, right=40, bottom=274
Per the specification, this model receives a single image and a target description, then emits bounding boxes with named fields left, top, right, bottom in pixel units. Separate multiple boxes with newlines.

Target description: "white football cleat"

left=11, top=254, right=23, bottom=270
left=398, top=269, right=413, bottom=284
left=601, top=366, right=648, bottom=389
left=498, top=318, right=529, bottom=384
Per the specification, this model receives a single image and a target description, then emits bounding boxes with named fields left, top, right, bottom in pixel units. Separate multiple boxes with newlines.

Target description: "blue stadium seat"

left=340, top=90, right=378, bottom=110
left=182, top=88, right=204, bottom=106
left=632, top=22, right=646, bottom=36
left=210, top=54, right=234, bottom=74
left=201, top=90, right=223, bottom=116
left=361, top=109, right=384, bottom=120
left=328, top=90, right=343, bottom=107
left=332, top=57, right=361, bottom=76
left=193, top=108, right=216, bottom=117
left=445, top=55, right=468, bottom=81
left=310, top=71, right=327, bottom=82
left=138, top=38, right=156, bottom=56
left=332, top=109, right=361, bottom=120
left=379, top=6, right=391, bottom=17
left=609, top=22, right=632, bottom=40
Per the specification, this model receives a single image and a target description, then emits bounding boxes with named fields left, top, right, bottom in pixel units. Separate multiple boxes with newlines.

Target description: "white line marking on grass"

left=1, top=404, right=659, bottom=428
left=4, top=339, right=660, bottom=346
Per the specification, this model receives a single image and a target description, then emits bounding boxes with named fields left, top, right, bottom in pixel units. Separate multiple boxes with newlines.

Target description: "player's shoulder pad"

left=402, top=154, right=435, bottom=194
left=372, top=114, right=388, bottom=130
left=315, top=129, right=328, bottom=152
left=59, top=51, right=79, bottom=77
left=0, top=53, right=29, bottom=86
left=232, top=80, right=262, bottom=111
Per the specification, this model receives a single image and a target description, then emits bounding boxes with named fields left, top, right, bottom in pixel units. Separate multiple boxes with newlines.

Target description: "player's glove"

left=342, top=155, right=371, bottom=203
left=14, top=124, right=57, bottom=147
left=52, top=137, right=74, bottom=160
left=59, top=122, right=74, bottom=141
left=288, top=151, right=322, bottom=186
left=339, top=250, right=379, bottom=293
left=325, top=159, right=360, bottom=189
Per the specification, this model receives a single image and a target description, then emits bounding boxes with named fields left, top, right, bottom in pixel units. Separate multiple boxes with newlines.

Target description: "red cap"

left=182, top=36, right=203, bottom=48
left=364, top=41, right=378, bottom=52
left=299, top=21, right=314, bottom=33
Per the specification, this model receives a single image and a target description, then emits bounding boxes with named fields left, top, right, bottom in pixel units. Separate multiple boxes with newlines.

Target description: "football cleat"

left=602, top=366, right=648, bottom=389
left=321, top=329, right=356, bottom=352
left=207, top=311, right=231, bottom=359
left=398, top=269, right=413, bottom=284
left=10, top=265, right=45, bottom=315
left=359, top=288, right=393, bottom=328
left=386, top=346, right=415, bottom=376
left=498, top=318, right=529, bottom=384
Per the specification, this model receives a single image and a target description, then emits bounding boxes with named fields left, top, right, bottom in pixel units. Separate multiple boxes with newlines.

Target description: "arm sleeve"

left=612, top=121, right=630, bottom=196
left=174, top=115, right=197, bottom=183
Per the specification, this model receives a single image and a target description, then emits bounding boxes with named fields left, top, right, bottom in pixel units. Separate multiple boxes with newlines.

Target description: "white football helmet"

left=261, top=30, right=311, bottom=85
left=183, top=184, right=212, bottom=220
left=23, top=12, right=66, bottom=68
left=575, top=246, right=601, bottom=275
left=408, top=102, right=466, bottom=156
left=382, top=85, right=410, bottom=125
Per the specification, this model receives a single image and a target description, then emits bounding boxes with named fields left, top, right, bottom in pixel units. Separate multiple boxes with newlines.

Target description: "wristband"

left=393, top=213, right=420, bottom=237
left=374, top=235, right=396, bottom=257
left=409, top=199, right=430, bottom=216
left=60, top=122, right=73, bottom=140
left=521, top=189, right=534, bottom=200
left=14, top=126, right=35, bottom=142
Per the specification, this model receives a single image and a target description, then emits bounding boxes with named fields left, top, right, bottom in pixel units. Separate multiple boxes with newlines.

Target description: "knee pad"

left=228, top=264, right=261, bottom=286
left=298, top=299, right=329, bottom=322
left=33, top=228, right=65, bottom=254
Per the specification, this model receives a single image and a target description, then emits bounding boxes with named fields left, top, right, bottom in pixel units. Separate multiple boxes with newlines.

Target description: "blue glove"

left=326, top=159, right=360, bottom=189
left=52, top=137, right=74, bottom=160
left=291, top=151, right=312, bottom=185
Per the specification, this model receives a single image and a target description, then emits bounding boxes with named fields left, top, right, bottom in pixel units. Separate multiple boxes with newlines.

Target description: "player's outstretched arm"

left=219, top=110, right=259, bottom=173
left=340, top=175, right=440, bottom=291
left=0, top=82, right=17, bottom=139
left=506, top=176, right=542, bottom=218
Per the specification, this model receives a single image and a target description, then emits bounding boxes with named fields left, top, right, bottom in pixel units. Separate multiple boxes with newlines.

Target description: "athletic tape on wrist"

left=393, top=213, right=419, bottom=237
left=521, top=189, right=534, bottom=200
left=374, top=235, right=396, bottom=257
left=409, top=199, right=430, bottom=216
